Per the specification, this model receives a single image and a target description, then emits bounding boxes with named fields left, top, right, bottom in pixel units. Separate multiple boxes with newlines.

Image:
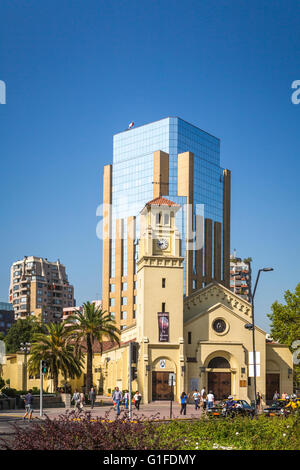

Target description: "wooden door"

left=152, top=372, right=172, bottom=400
left=208, top=372, right=231, bottom=400
left=266, top=373, right=280, bottom=401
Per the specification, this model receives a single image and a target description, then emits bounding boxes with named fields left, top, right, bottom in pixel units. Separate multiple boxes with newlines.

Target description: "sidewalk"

left=0, top=401, right=205, bottom=422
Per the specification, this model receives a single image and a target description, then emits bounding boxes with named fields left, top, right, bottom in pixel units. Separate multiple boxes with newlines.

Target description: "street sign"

left=168, top=373, right=176, bottom=386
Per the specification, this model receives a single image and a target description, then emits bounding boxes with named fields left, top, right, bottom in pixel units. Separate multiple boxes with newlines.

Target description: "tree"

left=28, top=322, right=83, bottom=393
left=4, top=317, right=46, bottom=353
left=268, top=283, right=300, bottom=387
left=67, top=302, right=120, bottom=392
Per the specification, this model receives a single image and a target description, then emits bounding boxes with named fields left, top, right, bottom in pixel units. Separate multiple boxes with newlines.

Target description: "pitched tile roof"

left=146, top=196, right=179, bottom=207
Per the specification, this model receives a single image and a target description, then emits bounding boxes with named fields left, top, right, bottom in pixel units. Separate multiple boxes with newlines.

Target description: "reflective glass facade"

left=111, top=117, right=224, bottom=289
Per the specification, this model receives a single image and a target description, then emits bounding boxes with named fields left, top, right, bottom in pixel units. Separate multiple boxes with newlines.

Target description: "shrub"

left=0, top=410, right=181, bottom=450
left=1, top=411, right=299, bottom=451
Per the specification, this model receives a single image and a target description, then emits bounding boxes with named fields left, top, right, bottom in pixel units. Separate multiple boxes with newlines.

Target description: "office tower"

left=9, top=256, right=75, bottom=323
left=102, top=117, right=231, bottom=330
left=0, top=302, right=14, bottom=335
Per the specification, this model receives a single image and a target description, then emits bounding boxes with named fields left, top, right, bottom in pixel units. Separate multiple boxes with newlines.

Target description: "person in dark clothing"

left=89, top=387, right=97, bottom=409
left=23, top=389, right=34, bottom=421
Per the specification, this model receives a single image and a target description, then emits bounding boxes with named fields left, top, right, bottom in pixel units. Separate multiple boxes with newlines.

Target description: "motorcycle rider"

left=222, top=395, right=237, bottom=416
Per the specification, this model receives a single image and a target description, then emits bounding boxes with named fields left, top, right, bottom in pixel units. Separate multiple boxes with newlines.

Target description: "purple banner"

left=158, top=313, right=169, bottom=342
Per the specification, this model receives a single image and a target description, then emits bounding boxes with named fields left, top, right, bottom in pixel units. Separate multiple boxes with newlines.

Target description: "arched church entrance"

left=207, top=357, right=231, bottom=400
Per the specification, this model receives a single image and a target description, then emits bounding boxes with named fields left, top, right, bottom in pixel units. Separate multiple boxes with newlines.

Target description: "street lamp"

left=250, top=268, right=273, bottom=412
left=232, top=266, right=274, bottom=411
left=20, top=342, right=31, bottom=391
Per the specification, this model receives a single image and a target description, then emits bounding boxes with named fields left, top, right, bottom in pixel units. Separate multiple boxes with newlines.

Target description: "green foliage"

left=66, top=302, right=120, bottom=392
left=2, top=413, right=299, bottom=450
left=268, top=283, right=300, bottom=387
left=157, top=414, right=300, bottom=450
left=4, top=316, right=46, bottom=353
left=28, top=322, right=83, bottom=392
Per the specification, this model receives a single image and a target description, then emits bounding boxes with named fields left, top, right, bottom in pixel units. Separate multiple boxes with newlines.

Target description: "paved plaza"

left=0, top=399, right=211, bottom=435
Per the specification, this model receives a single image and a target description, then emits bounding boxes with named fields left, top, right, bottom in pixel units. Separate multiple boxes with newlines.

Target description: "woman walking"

left=180, top=391, right=188, bottom=415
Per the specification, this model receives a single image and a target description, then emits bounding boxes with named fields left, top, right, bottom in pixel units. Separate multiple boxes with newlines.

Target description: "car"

left=207, top=399, right=255, bottom=418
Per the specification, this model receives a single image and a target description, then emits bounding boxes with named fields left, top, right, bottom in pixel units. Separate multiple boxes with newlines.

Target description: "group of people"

left=72, top=387, right=97, bottom=410
left=180, top=388, right=215, bottom=415
left=112, top=387, right=142, bottom=416
left=273, top=390, right=295, bottom=401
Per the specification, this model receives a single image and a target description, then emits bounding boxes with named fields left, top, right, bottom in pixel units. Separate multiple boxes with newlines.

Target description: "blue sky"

left=0, top=0, right=299, bottom=332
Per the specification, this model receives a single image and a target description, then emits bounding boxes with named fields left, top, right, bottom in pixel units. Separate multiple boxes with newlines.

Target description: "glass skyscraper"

left=112, top=117, right=223, bottom=273
left=102, top=117, right=231, bottom=329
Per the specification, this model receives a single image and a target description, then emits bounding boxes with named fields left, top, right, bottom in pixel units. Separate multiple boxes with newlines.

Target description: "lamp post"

left=250, top=268, right=274, bottom=412
left=232, top=267, right=273, bottom=411
left=20, top=342, right=31, bottom=391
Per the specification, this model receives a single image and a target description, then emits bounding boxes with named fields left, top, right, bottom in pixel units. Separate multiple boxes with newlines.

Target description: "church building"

left=99, top=197, right=293, bottom=404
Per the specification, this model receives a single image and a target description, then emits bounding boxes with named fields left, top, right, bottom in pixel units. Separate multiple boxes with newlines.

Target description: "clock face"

left=213, top=319, right=226, bottom=333
left=156, top=238, right=168, bottom=250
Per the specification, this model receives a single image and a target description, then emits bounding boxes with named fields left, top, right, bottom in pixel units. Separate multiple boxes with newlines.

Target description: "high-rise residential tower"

left=9, top=256, right=75, bottom=323
left=101, top=117, right=231, bottom=330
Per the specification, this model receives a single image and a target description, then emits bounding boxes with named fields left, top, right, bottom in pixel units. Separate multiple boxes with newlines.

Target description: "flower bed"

left=0, top=410, right=299, bottom=450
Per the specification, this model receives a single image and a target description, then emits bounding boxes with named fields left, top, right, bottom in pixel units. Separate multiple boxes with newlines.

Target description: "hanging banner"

left=158, top=312, right=169, bottom=342
left=249, top=352, right=261, bottom=377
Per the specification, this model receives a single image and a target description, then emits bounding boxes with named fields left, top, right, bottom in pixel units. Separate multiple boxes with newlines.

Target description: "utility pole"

left=40, top=360, right=43, bottom=417
left=128, top=342, right=132, bottom=419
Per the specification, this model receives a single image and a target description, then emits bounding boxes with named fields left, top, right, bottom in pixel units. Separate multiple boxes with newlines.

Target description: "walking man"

left=191, top=389, right=200, bottom=410
left=112, top=387, right=123, bottom=416
left=23, top=389, right=34, bottom=421
left=72, top=389, right=80, bottom=410
left=133, top=391, right=142, bottom=410
left=89, top=387, right=97, bottom=409
left=207, top=390, right=215, bottom=410
left=124, top=390, right=130, bottom=410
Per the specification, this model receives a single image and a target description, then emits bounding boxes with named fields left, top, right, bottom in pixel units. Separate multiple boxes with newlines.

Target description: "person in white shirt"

left=201, top=387, right=207, bottom=410
left=191, top=389, right=200, bottom=410
left=124, top=390, right=130, bottom=410
left=133, top=391, right=142, bottom=410
left=207, top=391, right=215, bottom=409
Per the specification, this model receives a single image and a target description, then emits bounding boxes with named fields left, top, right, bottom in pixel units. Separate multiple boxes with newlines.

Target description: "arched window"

left=208, top=357, right=230, bottom=368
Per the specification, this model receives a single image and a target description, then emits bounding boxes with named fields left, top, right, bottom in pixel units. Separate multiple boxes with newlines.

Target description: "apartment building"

left=9, top=256, right=75, bottom=323
left=230, top=251, right=251, bottom=302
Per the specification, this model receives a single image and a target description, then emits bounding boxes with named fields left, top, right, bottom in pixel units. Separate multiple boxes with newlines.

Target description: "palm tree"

left=28, top=322, right=83, bottom=393
left=67, top=302, right=120, bottom=393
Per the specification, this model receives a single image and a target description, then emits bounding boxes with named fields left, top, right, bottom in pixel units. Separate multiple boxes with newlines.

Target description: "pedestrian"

left=191, top=389, right=200, bottom=410
left=80, top=391, right=85, bottom=409
left=256, top=392, right=262, bottom=412
left=201, top=387, right=207, bottom=410
left=207, top=390, right=215, bottom=410
left=124, top=390, right=130, bottom=410
left=89, top=387, right=96, bottom=409
left=23, top=389, right=34, bottom=421
left=180, top=391, right=188, bottom=415
left=134, top=391, right=142, bottom=410
left=72, top=389, right=80, bottom=410
left=273, top=390, right=280, bottom=401
left=112, top=387, right=123, bottom=416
